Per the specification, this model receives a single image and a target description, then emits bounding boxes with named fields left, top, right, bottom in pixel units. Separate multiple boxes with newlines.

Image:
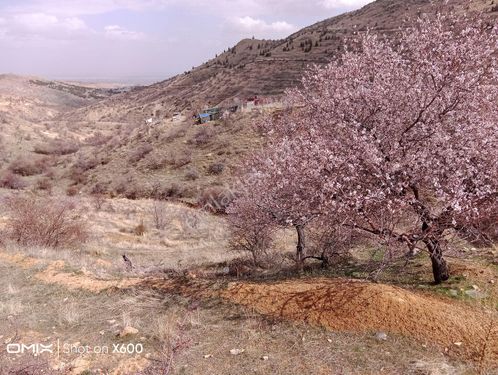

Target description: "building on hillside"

left=196, top=107, right=222, bottom=124
left=197, top=113, right=211, bottom=124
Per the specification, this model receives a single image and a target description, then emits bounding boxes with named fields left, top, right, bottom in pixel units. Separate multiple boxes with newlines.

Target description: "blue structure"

left=196, top=107, right=221, bottom=124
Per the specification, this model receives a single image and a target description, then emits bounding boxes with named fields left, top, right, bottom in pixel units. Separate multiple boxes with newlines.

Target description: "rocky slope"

left=66, top=0, right=496, bottom=125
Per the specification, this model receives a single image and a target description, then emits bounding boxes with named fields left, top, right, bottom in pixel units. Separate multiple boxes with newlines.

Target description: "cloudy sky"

left=0, top=0, right=374, bottom=83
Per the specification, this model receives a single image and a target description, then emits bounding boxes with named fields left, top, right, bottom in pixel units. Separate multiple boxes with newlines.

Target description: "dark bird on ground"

left=122, top=254, right=133, bottom=271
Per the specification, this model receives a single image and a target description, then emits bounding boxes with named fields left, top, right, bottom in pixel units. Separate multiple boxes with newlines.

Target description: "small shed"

left=197, top=113, right=211, bottom=124
left=196, top=107, right=222, bottom=124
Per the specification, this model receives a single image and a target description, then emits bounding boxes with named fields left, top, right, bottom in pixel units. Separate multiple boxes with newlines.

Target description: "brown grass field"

left=0, top=192, right=496, bottom=374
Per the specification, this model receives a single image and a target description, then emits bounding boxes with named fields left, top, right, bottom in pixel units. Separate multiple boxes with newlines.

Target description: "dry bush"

left=0, top=171, right=27, bottom=190
left=85, top=131, right=111, bottom=146
left=35, top=177, right=53, bottom=192
left=160, top=127, right=187, bottom=143
left=184, top=168, right=199, bottom=181
left=229, top=223, right=276, bottom=267
left=458, top=196, right=498, bottom=246
left=190, top=127, right=213, bottom=146
left=307, top=223, right=358, bottom=268
left=72, top=156, right=100, bottom=172
left=166, top=151, right=192, bottom=169
left=66, top=185, right=79, bottom=196
left=152, top=201, right=170, bottom=230
left=128, top=143, right=153, bottom=163
left=34, top=139, right=79, bottom=155
left=9, top=157, right=47, bottom=176
left=134, top=220, right=147, bottom=236
left=143, top=311, right=192, bottom=375
left=198, top=186, right=237, bottom=214
left=144, top=152, right=167, bottom=170
left=90, top=182, right=107, bottom=195
left=207, top=162, right=225, bottom=175
left=111, top=176, right=129, bottom=196
left=4, top=195, right=88, bottom=249
left=124, top=182, right=150, bottom=200
left=68, top=166, right=88, bottom=185
left=111, top=177, right=150, bottom=200
left=150, top=182, right=185, bottom=200
left=91, top=193, right=106, bottom=211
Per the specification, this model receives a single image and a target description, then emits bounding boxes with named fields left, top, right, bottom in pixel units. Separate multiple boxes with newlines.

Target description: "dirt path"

left=0, top=251, right=141, bottom=293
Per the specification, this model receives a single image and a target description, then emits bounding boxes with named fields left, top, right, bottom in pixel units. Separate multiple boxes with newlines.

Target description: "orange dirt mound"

left=221, top=278, right=498, bottom=366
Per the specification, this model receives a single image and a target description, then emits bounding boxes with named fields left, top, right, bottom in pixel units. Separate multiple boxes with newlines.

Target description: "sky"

left=0, top=0, right=374, bottom=84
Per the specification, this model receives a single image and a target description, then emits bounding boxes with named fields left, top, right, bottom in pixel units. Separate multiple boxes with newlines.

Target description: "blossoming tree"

left=230, top=13, right=498, bottom=283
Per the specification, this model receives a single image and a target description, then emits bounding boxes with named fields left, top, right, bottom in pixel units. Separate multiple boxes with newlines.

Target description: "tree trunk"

left=295, top=225, right=306, bottom=272
left=424, top=237, right=449, bottom=284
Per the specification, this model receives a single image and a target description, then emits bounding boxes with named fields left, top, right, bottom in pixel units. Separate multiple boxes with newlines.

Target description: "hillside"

left=1, top=0, right=496, bottom=199
left=67, top=0, right=496, bottom=124
left=0, top=75, right=127, bottom=166
left=43, top=0, right=496, bottom=202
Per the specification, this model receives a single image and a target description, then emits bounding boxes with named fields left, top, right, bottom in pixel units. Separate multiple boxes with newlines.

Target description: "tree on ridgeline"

left=229, top=12, right=498, bottom=283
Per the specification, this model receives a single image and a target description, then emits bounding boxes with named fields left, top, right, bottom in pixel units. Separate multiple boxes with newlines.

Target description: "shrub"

left=198, top=187, right=237, bottom=214
left=184, top=169, right=199, bottom=181
left=73, top=157, right=100, bottom=172
left=34, top=139, right=79, bottom=155
left=134, top=220, right=147, bottom=236
left=160, top=127, right=187, bottom=143
left=0, top=171, right=26, bottom=190
left=457, top=196, right=498, bottom=246
left=207, top=162, right=225, bottom=175
left=190, top=128, right=213, bottom=146
left=66, top=186, right=79, bottom=196
left=9, top=157, right=47, bottom=176
left=123, top=183, right=142, bottom=200
left=85, top=132, right=111, bottom=146
left=306, top=222, right=358, bottom=268
left=5, top=196, right=88, bottom=249
left=90, top=182, right=107, bottom=195
left=144, top=152, right=167, bottom=170
left=68, top=166, right=88, bottom=185
left=229, top=223, right=276, bottom=267
left=35, top=178, right=53, bottom=192
left=150, top=182, right=185, bottom=200
left=128, top=143, right=153, bottom=163
left=151, top=201, right=170, bottom=230
left=91, top=193, right=106, bottom=211
left=111, top=177, right=128, bottom=195
left=168, top=151, right=192, bottom=169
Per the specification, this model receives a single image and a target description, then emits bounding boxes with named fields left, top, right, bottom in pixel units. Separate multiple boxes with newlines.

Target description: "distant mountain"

left=66, top=0, right=496, bottom=125
left=0, top=75, right=124, bottom=173
left=0, top=74, right=124, bottom=125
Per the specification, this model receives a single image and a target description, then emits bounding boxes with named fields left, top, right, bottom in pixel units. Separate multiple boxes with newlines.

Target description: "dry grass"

left=0, top=192, right=496, bottom=373
left=0, top=258, right=476, bottom=375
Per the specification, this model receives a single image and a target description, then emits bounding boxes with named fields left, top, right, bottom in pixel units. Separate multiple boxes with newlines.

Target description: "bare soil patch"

left=218, top=278, right=498, bottom=367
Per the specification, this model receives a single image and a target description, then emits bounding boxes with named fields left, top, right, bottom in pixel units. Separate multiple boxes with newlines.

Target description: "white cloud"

left=229, top=16, right=297, bottom=38
left=320, top=0, right=373, bottom=9
left=13, top=13, right=59, bottom=30
left=5, top=0, right=374, bottom=18
left=4, top=0, right=170, bottom=17
left=104, top=25, right=146, bottom=41
left=2, top=12, right=90, bottom=40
